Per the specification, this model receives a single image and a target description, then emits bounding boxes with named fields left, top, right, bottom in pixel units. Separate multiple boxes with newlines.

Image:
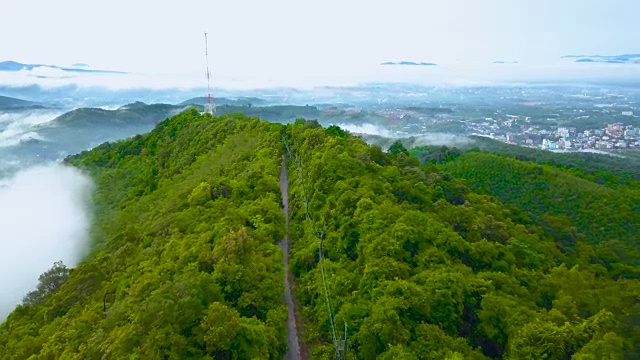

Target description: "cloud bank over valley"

left=0, top=165, right=93, bottom=320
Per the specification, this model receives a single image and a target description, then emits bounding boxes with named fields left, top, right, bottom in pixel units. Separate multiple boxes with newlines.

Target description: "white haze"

left=339, top=122, right=472, bottom=142
left=0, top=164, right=93, bottom=320
left=337, top=122, right=475, bottom=151
left=411, top=133, right=475, bottom=147
left=4, top=61, right=640, bottom=91
left=0, top=111, right=65, bottom=148
left=337, top=123, right=394, bottom=138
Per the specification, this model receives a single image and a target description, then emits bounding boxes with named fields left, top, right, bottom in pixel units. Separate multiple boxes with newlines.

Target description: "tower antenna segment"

left=204, top=32, right=216, bottom=115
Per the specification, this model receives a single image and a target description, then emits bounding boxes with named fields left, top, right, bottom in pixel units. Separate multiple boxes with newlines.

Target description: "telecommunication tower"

left=204, top=32, right=216, bottom=115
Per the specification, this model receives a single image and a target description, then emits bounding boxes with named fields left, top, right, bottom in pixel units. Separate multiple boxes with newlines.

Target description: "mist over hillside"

left=352, top=126, right=477, bottom=152
left=0, top=165, right=92, bottom=320
left=0, top=104, right=193, bottom=180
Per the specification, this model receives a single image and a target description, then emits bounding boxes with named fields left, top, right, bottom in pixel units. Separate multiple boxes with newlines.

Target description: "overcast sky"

left=2, top=0, right=639, bottom=87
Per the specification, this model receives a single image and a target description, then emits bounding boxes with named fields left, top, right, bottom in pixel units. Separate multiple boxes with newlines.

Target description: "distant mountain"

left=0, top=103, right=198, bottom=180
left=0, top=84, right=204, bottom=109
left=0, top=95, right=33, bottom=108
left=48, top=103, right=191, bottom=127
left=562, top=54, right=640, bottom=64
left=178, top=97, right=321, bottom=123
left=0, top=61, right=126, bottom=74
left=43, top=102, right=320, bottom=129
left=180, top=96, right=268, bottom=107
left=0, top=95, right=45, bottom=110
left=381, top=61, right=437, bottom=66
left=118, top=101, right=149, bottom=110
left=215, top=104, right=321, bottom=123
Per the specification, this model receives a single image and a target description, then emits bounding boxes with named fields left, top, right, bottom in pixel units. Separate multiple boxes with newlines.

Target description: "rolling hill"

left=1, top=110, right=639, bottom=359
left=439, top=152, right=640, bottom=249
left=0, top=95, right=44, bottom=110
left=47, top=103, right=191, bottom=127
left=180, top=96, right=269, bottom=107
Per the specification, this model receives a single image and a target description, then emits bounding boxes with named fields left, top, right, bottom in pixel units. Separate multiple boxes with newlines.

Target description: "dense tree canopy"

left=1, top=110, right=639, bottom=359
left=0, top=110, right=288, bottom=359
left=286, top=123, right=640, bottom=358
left=465, top=136, right=640, bottom=185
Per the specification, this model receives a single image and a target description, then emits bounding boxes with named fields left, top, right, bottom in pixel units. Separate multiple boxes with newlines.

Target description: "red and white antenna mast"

left=204, top=32, right=216, bottom=115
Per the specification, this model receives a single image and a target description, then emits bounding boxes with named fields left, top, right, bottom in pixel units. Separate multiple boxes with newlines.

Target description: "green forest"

left=1, top=109, right=639, bottom=359
left=464, top=136, right=640, bottom=183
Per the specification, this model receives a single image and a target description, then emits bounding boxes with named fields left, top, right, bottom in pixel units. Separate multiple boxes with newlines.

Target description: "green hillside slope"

left=214, top=105, right=321, bottom=124
left=49, top=103, right=191, bottom=127
left=284, top=124, right=640, bottom=359
left=0, top=95, right=43, bottom=110
left=1, top=111, right=639, bottom=359
left=438, top=152, right=640, bottom=265
left=1, top=110, right=288, bottom=358
left=467, top=136, right=640, bottom=184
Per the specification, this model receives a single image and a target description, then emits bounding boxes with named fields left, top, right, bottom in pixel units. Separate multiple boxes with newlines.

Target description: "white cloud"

left=411, top=133, right=475, bottom=147
left=0, top=111, right=64, bottom=147
left=3, top=0, right=639, bottom=87
left=337, top=122, right=393, bottom=137
left=26, top=66, right=72, bottom=79
left=3, top=59, right=640, bottom=92
left=0, top=164, right=93, bottom=320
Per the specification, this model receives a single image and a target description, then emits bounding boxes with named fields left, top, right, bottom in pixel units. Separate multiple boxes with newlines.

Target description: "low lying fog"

left=338, top=122, right=475, bottom=149
left=337, top=123, right=394, bottom=138
left=0, top=111, right=64, bottom=147
left=410, top=133, right=475, bottom=147
left=0, top=164, right=92, bottom=320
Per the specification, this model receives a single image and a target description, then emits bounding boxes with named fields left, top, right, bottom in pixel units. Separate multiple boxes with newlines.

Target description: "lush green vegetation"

left=215, top=105, right=321, bottom=124
left=371, top=135, right=640, bottom=186
left=441, top=152, right=640, bottom=269
left=409, top=144, right=462, bottom=165
left=411, top=141, right=640, bottom=267
left=285, top=123, right=640, bottom=358
left=1, top=110, right=639, bottom=359
left=0, top=110, right=288, bottom=359
left=467, top=136, right=640, bottom=184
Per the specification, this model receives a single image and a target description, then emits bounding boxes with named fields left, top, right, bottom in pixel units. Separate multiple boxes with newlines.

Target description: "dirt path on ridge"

left=278, top=155, right=302, bottom=360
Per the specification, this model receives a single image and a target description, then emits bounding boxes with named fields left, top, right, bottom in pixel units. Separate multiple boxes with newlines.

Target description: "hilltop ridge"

left=0, top=95, right=45, bottom=110
left=1, top=109, right=639, bottom=359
